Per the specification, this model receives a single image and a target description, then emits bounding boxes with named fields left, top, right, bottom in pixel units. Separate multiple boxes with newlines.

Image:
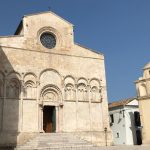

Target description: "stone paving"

left=91, top=145, right=150, bottom=150
left=1, top=145, right=150, bottom=150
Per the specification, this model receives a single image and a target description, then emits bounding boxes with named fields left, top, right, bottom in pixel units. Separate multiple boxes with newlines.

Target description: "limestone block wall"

left=0, top=11, right=112, bottom=146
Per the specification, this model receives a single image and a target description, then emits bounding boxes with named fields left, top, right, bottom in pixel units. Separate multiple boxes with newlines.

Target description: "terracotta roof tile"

left=109, top=97, right=136, bottom=109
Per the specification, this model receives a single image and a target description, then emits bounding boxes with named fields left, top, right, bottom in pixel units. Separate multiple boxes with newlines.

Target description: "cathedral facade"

left=0, top=11, right=112, bottom=146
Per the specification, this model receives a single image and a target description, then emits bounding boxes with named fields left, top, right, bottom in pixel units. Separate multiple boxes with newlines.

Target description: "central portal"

left=43, top=106, right=56, bottom=133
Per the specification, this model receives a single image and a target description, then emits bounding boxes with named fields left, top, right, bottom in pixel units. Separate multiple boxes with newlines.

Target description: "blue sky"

left=0, top=0, right=150, bottom=102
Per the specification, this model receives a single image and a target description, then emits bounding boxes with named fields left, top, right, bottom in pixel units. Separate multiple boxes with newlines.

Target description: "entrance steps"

left=15, top=133, right=97, bottom=150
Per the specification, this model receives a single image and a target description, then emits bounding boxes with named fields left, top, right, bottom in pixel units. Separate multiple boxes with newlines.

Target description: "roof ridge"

left=109, top=97, right=137, bottom=108
left=24, top=11, right=73, bottom=26
left=75, top=43, right=104, bottom=56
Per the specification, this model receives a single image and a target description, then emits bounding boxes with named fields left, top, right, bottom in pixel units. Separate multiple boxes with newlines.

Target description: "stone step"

left=16, top=146, right=94, bottom=150
left=15, top=133, right=95, bottom=150
left=24, top=142, right=90, bottom=145
left=16, top=145, right=94, bottom=150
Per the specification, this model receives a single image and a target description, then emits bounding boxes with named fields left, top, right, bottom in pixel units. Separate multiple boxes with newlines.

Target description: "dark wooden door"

left=43, top=106, right=56, bottom=133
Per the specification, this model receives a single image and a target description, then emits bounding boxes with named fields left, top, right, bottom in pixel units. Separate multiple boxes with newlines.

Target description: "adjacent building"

left=135, top=62, right=150, bottom=145
left=109, top=98, right=142, bottom=145
left=0, top=11, right=112, bottom=146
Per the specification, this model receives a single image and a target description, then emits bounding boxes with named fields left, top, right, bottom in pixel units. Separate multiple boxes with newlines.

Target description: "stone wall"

left=0, top=11, right=112, bottom=146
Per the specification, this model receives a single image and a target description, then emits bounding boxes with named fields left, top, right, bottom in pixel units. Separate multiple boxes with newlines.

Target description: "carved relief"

left=40, top=85, right=62, bottom=103
left=77, top=83, right=87, bottom=101
left=43, top=91, right=56, bottom=101
left=90, top=86, right=102, bottom=102
left=24, top=80, right=36, bottom=99
left=90, top=79, right=102, bottom=102
left=64, top=76, right=76, bottom=101
left=77, top=78, right=88, bottom=101
left=65, top=83, right=75, bottom=101
left=6, top=78, right=20, bottom=99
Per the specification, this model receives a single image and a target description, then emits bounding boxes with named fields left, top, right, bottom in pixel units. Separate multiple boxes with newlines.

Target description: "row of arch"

left=0, top=69, right=102, bottom=102
left=0, top=69, right=101, bottom=84
left=64, top=76, right=102, bottom=102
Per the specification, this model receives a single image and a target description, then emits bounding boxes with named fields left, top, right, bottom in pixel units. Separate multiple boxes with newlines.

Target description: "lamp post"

left=104, top=127, right=107, bottom=146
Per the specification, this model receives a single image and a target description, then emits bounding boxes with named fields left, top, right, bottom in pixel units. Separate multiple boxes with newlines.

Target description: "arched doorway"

left=39, top=84, right=63, bottom=133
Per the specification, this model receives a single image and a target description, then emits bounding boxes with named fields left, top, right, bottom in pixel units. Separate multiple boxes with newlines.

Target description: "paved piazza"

left=1, top=145, right=150, bottom=150
left=94, top=146, right=150, bottom=150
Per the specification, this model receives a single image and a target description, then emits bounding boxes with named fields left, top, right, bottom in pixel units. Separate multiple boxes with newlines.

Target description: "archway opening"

left=43, top=106, right=56, bottom=133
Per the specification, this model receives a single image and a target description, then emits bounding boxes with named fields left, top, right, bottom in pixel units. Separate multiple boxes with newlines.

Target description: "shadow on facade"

left=0, top=47, right=20, bottom=148
left=129, top=111, right=142, bottom=145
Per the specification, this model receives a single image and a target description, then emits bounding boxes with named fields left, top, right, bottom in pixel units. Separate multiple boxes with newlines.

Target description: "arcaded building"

left=0, top=11, right=112, bottom=146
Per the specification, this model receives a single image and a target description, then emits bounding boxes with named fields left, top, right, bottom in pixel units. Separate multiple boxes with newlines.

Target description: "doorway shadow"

left=43, top=106, right=56, bottom=133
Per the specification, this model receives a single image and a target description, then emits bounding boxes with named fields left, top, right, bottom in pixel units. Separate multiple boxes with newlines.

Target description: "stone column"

left=75, top=83, right=78, bottom=131
left=56, top=106, right=59, bottom=132
left=19, top=79, right=24, bottom=132
left=87, top=84, right=92, bottom=132
left=36, top=81, right=41, bottom=132
left=39, top=105, right=44, bottom=132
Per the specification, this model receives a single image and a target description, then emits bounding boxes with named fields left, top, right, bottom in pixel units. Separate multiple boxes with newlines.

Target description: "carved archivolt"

left=23, top=73, right=37, bottom=99
left=77, top=83, right=88, bottom=101
left=40, top=84, right=62, bottom=103
left=24, top=80, right=36, bottom=99
left=77, top=77, right=88, bottom=85
left=6, top=71, right=21, bottom=99
left=90, top=79, right=102, bottom=102
left=77, top=78, right=88, bottom=101
left=0, top=69, right=102, bottom=103
left=6, top=78, right=20, bottom=99
left=64, top=76, right=102, bottom=103
left=64, top=76, right=76, bottom=101
left=65, top=83, right=76, bottom=101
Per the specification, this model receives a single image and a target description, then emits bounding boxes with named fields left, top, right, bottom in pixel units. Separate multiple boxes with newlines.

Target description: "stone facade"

left=135, top=62, right=150, bottom=145
left=0, top=11, right=112, bottom=146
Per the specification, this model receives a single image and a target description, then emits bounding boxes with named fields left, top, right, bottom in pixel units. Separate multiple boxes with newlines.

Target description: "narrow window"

left=134, top=111, right=141, bottom=126
left=110, top=114, right=114, bottom=123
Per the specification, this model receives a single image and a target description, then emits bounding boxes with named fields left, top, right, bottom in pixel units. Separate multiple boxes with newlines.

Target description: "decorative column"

left=36, top=81, right=41, bottom=132
left=60, top=79, right=64, bottom=133
left=39, top=104, right=44, bottom=132
left=56, top=106, right=59, bottom=132
left=19, top=79, right=24, bottom=132
left=75, top=83, right=78, bottom=131
left=87, top=84, right=92, bottom=132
